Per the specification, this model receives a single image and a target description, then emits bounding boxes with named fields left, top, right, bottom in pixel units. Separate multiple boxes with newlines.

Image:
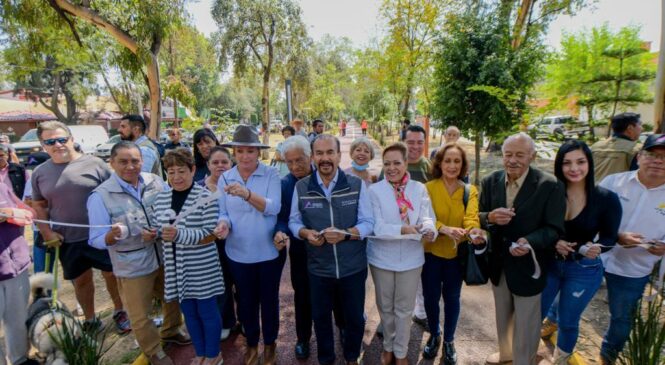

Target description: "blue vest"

left=295, top=170, right=366, bottom=279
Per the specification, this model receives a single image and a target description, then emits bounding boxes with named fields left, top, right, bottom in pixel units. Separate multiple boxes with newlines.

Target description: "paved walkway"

left=165, top=122, right=505, bottom=364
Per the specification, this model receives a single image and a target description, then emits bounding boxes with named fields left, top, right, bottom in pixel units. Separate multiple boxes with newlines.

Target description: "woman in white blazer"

left=368, top=142, right=437, bottom=365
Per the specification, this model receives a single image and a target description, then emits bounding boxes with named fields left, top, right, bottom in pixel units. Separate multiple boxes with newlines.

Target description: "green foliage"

left=381, top=0, right=442, bottom=117
left=432, top=4, right=544, bottom=136
left=618, top=268, right=665, bottom=365
left=543, top=25, right=655, bottom=121
left=161, top=24, right=221, bottom=113
left=49, top=313, right=110, bottom=365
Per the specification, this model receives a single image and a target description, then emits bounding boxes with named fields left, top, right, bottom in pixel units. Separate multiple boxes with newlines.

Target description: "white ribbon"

left=319, top=228, right=424, bottom=241
left=510, top=242, right=541, bottom=279
left=0, top=212, right=115, bottom=228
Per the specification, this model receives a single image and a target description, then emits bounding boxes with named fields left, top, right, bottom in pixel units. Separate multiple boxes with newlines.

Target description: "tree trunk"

left=474, top=131, right=482, bottom=186
left=655, top=0, right=665, bottom=133
left=146, top=54, right=162, bottom=138
left=511, top=0, right=534, bottom=49
left=51, top=0, right=162, bottom=138
left=261, top=68, right=271, bottom=160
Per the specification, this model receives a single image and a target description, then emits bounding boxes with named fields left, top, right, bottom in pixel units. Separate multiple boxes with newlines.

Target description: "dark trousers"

left=228, top=253, right=285, bottom=346
left=422, top=253, right=463, bottom=342
left=289, top=242, right=345, bottom=344
left=215, top=239, right=238, bottom=329
left=310, top=268, right=367, bottom=364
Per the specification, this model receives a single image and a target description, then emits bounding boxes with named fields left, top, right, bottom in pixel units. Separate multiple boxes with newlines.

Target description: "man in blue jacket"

left=289, top=134, right=374, bottom=365
left=274, top=135, right=346, bottom=360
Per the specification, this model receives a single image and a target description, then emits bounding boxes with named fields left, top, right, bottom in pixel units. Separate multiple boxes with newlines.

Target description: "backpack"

left=149, top=138, right=165, bottom=159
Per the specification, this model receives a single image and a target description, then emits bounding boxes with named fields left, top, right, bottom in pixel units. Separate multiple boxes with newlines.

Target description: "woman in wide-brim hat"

left=214, top=124, right=283, bottom=365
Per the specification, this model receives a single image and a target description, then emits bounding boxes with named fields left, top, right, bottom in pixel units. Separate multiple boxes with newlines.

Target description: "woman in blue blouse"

left=214, top=125, right=282, bottom=365
left=540, top=140, right=622, bottom=361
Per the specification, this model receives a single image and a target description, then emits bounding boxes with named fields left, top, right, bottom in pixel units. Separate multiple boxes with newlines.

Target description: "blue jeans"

left=32, top=232, right=55, bottom=273
left=540, top=258, right=604, bottom=353
left=421, top=253, right=463, bottom=342
left=310, top=268, right=367, bottom=364
left=215, top=239, right=238, bottom=330
left=180, top=296, right=222, bottom=357
left=600, top=272, right=650, bottom=362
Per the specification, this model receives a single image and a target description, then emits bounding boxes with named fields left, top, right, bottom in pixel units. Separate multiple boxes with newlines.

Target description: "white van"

left=12, top=125, right=109, bottom=164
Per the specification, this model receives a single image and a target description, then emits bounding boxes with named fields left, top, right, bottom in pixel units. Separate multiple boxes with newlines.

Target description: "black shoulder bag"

left=458, top=184, right=490, bottom=285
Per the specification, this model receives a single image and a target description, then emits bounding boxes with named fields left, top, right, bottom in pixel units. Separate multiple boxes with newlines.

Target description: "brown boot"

left=244, top=346, right=259, bottom=365
left=263, top=343, right=277, bottom=365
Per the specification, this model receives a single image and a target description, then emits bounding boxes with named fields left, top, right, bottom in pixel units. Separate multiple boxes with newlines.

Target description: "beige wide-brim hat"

left=221, top=124, right=270, bottom=149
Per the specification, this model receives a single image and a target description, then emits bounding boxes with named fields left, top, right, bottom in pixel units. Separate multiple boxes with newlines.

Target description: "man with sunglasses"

left=597, top=134, right=665, bottom=364
left=30, top=121, right=130, bottom=333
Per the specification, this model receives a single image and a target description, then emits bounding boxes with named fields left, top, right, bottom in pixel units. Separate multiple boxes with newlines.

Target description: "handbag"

left=457, top=184, right=490, bottom=285
left=459, top=241, right=489, bottom=285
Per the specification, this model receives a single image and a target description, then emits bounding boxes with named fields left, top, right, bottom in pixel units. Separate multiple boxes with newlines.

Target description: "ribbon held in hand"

left=510, top=241, right=541, bottom=279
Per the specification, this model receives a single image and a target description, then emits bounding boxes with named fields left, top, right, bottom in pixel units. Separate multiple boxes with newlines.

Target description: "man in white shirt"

left=598, top=133, right=665, bottom=364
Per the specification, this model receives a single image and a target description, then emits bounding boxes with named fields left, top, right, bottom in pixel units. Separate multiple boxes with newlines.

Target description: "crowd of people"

left=0, top=112, right=663, bottom=365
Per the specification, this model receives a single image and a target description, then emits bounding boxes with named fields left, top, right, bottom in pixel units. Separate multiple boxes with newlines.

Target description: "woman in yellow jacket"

left=422, top=143, right=486, bottom=364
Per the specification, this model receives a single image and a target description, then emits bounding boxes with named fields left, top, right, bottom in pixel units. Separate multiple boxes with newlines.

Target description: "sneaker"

left=113, top=310, right=132, bottom=334
left=163, top=332, right=192, bottom=345
left=540, top=318, right=558, bottom=339
left=148, top=350, right=174, bottom=365
left=220, top=328, right=231, bottom=341
left=82, top=317, right=103, bottom=334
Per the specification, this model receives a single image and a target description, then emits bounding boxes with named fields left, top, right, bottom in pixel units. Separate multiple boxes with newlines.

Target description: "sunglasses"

left=42, top=137, right=70, bottom=146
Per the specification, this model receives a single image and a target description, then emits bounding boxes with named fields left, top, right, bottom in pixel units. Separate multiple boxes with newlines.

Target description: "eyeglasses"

left=42, top=137, right=70, bottom=146
left=642, top=151, right=665, bottom=161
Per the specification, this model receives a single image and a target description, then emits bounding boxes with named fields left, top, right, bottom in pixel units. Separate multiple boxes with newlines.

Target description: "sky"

left=188, top=0, right=661, bottom=51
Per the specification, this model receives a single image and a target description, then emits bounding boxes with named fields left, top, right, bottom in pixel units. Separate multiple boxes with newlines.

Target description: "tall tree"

left=212, top=0, right=308, bottom=156
left=544, top=25, right=654, bottom=137
left=2, top=0, right=187, bottom=137
left=432, top=3, right=544, bottom=183
left=381, top=0, right=441, bottom=118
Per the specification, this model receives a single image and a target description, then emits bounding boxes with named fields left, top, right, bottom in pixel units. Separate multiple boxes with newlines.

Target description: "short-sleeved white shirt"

left=600, top=171, right=665, bottom=278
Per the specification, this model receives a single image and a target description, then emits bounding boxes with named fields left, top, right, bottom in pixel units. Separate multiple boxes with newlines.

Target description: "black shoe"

left=412, top=315, right=430, bottom=332
left=443, top=341, right=457, bottom=364
left=295, top=341, right=310, bottom=359
left=376, top=321, right=384, bottom=339
left=422, top=334, right=441, bottom=359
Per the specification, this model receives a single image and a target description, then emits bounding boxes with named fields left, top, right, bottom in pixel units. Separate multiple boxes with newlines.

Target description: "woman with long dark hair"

left=193, top=128, right=220, bottom=182
left=541, top=140, right=622, bottom=361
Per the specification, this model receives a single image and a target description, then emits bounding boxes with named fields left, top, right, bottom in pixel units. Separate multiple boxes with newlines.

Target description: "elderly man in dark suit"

left=480, top=133, right=566, bottom=365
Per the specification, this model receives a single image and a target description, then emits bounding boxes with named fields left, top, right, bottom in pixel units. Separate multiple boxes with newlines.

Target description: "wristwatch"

left=344, top=232, right=351, bottom=241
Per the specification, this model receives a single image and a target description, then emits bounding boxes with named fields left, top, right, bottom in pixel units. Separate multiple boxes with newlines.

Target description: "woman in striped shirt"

left=150, top=148, right=224, bottom=365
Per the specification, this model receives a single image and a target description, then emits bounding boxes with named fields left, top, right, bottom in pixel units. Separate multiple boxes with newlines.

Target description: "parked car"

left=95, top=134, right=122, bottom=161
left=12, top=125, right=109, bottom=164
left=530, top=116, right=576, bottom=136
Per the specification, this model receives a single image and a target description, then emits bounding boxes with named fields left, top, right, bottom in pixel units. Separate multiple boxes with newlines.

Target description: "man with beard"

left=289, top=134, right=374, bottom=365
left=308, top=119, right=325, bottom=144
left=480, top=133, right=565, bottom=365
left=118, top=114, right=162, bottom=175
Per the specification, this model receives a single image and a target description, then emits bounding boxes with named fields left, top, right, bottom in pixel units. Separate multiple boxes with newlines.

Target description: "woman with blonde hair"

left=368, top=142, right=436, bottom=365
left=344, top=137, right=377, bottom=186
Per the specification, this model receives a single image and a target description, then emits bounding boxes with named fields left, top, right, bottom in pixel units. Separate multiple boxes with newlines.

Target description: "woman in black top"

left=540, top=140, right=622, bottom=361
left=193, top=128, right=220, bottom=182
